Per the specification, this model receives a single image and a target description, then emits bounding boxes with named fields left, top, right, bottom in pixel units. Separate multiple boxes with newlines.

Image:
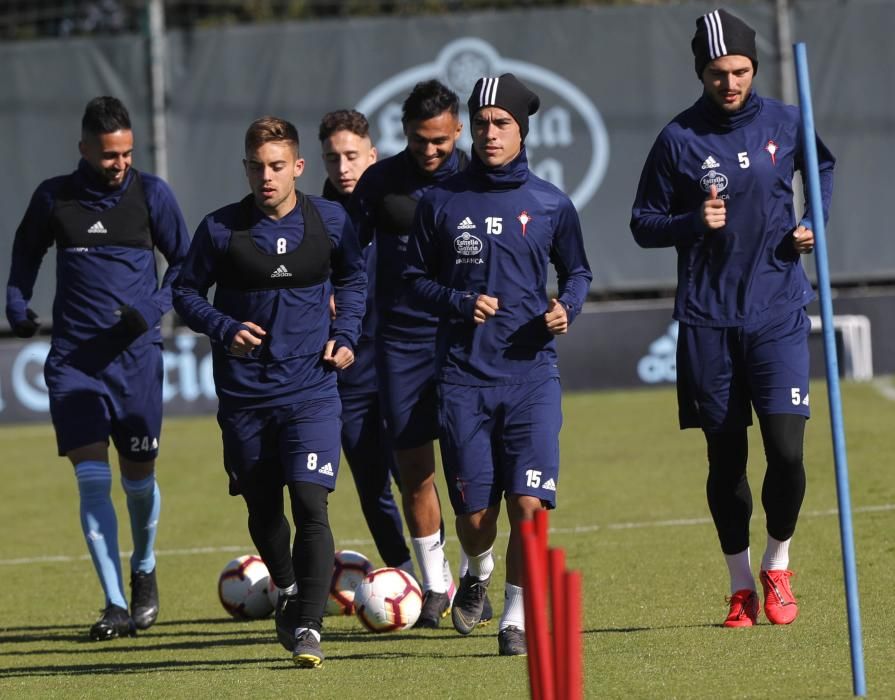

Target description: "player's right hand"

left=473, top=295, right=499, bottom=325
left=12, top=308, right=40, bottom=338
left=229, top=321, right=266, bottom=357
left=701, top=185, right=726, bottom=230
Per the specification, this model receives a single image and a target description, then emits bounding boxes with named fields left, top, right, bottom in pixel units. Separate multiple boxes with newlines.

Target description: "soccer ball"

left=354, top=567, right=423, bottom=632
left=218, top=554, right=275, bottom=620
left=325, top=550, right=374, bottom=615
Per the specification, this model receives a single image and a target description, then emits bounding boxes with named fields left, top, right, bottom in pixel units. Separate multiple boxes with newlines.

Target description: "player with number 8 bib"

left=173, top=117, right=366, bottom=667
left=630, top=9, right=835, bottom=628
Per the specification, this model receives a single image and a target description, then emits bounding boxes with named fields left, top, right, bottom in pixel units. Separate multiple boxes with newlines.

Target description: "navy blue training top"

left=630, top=92, right=835, bottom=327
left=6, top=159, right=190, bottom=350
left=323, top=178, right=378, bottom=394
left=404, top=148, right=592, bottom=386
left=172, top=192, right=366, bottom=409
left=350, top=147, right=467, bottom=342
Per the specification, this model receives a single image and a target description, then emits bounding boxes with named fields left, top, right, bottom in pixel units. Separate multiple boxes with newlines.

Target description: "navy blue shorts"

left=218, top=396, right=342, bottom=492
left=340, top=390, right=400, bottom=481
left=45, top=341, right=163, bottom=461
left=677, top=308, right=811, bottom=433
left=375, top=336, right=438, bottom=450
left=437, top=378, right=562, bottom=515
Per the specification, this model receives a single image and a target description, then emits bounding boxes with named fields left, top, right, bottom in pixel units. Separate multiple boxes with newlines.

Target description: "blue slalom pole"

left=793, top=42, right=866, bottom=697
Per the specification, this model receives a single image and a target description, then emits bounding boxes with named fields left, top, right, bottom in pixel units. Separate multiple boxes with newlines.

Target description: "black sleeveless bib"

left=216, top=191, right=332, bottom=292
left=373, top=150, right=468, bottom=235
left=50, top=170, right=152, bottom=250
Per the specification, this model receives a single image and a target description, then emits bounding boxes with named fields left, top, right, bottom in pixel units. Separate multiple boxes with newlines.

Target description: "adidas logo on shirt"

left=542, top=478, right=556, bottom=492
left=270, top=264, right=293, bottom=278
left=701, top=155, right=720, bottom=170
left=87, top=221, right=108, bottom=234
left=456, top=217, right=476, bottom=230
left=319, top=462, right=334, bottom=476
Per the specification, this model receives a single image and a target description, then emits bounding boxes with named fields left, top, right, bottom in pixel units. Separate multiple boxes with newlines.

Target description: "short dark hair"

left=318, top=109, right=371, bottom=143
left=81, top=96, right=131, bottom=136
left=245, top=116, right=300, bottom=157
left=401, top=80, right=459, bottom=127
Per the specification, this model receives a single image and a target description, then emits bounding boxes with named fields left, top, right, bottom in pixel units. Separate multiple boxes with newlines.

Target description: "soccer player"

left=318, top=109, right=413, bottom=572
left=350, top=80, right=476, bottom=627
left=630, top=8, right=834, bottom=627
left=404, top=73, right=592, bottom=654
left=172, top=117, right=365, bottom=667
left=5, top=96, right=190, bottom=639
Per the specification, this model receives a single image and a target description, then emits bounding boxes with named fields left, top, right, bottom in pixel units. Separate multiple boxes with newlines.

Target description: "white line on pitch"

left=1, top=503, right=892, bottom=567
left=872, top=378, right=895, bottom=401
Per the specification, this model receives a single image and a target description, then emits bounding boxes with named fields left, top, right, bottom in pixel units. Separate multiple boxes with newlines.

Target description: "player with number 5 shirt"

left=630, top=8, right=835, bottom=628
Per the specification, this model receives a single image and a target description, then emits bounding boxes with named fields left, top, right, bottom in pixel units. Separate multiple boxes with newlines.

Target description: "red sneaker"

left=723, top=589, right=759, bottom=628
left=761, top=569, right=799, bottom=625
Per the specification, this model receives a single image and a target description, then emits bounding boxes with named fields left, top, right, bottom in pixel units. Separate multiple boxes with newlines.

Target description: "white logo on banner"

left=637, top=322, right=678, bottom=384
left=10, top=341, right=51, bottom=411
left=356, top=37, right=609, bottom=210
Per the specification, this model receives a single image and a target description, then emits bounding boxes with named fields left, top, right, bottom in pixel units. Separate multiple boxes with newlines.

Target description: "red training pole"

left=521, top=520, right=554, bottom=700
left=520, top=520, right=542, bottom=700
left=534, top=508, right=549, bottom=566
left=564, top=570, right=583, bottom=700
left=549, top=548, right=567, bottom=700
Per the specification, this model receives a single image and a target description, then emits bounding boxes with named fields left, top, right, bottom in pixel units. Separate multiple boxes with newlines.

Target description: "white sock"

left=761, top=535, right=791, bottom=571
left=412, top=533, right=447, bottom=593
left=724, top=548, right=755, bottom=594
left=295, top=627, right=320, bottom=642
left=500, top=583, right=525, bottom=631
left=466, top=547, right=495, bottom=581
left=442, top=556, right=455, bottom=595
left=459, top=549, right=469, bottom=577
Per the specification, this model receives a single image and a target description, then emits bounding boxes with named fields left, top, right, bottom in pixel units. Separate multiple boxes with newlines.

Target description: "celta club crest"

left=355, top=37, right=609, bottom=211
left=765, top=140, right=778, bottom=166
left=517, top=210, right=532, bottom=236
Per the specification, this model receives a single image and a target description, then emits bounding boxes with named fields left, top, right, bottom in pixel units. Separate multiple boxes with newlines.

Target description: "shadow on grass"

left=0, top=647, right=527, bottom=679
left=0, top=617, right=270, bottom=646
left=0, top=657, right=286, bottom=679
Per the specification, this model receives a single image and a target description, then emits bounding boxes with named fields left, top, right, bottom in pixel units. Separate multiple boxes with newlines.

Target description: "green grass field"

left=1, top=379, right=893, bottom=699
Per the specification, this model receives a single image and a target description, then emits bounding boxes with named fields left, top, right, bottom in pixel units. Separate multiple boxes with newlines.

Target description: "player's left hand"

left=12, top=308, right=40, bottom=338
left=323, top=339, right=354, bottom=369
left=545, top=298, right=569, bottom=335
left=793, top=225, right=814, bottom=254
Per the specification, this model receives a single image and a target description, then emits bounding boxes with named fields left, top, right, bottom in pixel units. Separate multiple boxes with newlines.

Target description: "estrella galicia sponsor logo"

left=637, top=322, right=678, bottom=384
left=700, top=170, right=729, bottom=196
left=454, top=231, right=483, bottom=256
left=355, top=37, right=609, bottom=210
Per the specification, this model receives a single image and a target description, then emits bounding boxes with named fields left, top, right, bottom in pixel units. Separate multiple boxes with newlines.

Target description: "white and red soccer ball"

left=218, top=554, right=275, bottom=620
left=325, top=550, right=374, bottom=615
left=354, top=567, right=423, bottom=632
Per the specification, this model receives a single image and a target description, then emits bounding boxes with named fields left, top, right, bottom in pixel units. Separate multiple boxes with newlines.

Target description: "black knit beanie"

left=467, top=73, right=540, bottom=141
left=691, top=8, right=759, bottom=78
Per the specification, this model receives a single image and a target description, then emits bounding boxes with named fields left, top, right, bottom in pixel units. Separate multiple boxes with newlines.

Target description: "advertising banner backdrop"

left=3, top=2, right=893, bottom=325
